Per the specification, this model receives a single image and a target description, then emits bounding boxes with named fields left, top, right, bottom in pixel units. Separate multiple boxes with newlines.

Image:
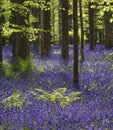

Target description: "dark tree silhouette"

left=61, top=0, right=69, bottom=59
left=88, top=2, right=95, bottom=50
left=79, top=0, right=84, bottom=64
left=40, top=0, right=51, bottom=57
left=73, top=0, right=79, bottom=84
left=10, top=0, right=29, bottom=59
left=0, top=3, right=5, bottom=63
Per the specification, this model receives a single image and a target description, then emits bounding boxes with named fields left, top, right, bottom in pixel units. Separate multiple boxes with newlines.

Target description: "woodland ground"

left=0, top=44, right=113, bottom=130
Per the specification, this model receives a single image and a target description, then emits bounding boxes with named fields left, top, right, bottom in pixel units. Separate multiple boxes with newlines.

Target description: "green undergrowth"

left=105, top=52, right=113, bottom=62
left=30, top=88, right=84, bottom=107
left=0, top=57, right=45, bottom=79
left=2, top=92, right=26, bottom=110
left=1, top=88, right=84, bottom=110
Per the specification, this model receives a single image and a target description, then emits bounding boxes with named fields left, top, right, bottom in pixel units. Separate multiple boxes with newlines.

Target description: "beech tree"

left=61, top=0, right=69, bottom=59
left=0, top=17, right=3, bottom=63
left=59, top=0, right=62, bottom=43
left=0, top=1, right=5, bottom=63
left=40, top=0, right=51, bottom=57
left=10, top=0, right=29, bottom=59
left=79, top=0, right=84, bottom=64
left=31, top=0, right=40, bottom=52
left=104, top=9, right=113, bottom=48
left=88, top=2, right=95, bottom=50
left=73, top=0, right=79, bottom=83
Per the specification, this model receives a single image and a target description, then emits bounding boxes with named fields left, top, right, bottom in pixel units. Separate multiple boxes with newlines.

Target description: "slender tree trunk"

left=40, top=9, right=45, bottom=57
left=10, top=1, right=16, bottom=58
left=40, top=0, right=51, bottom=57
left=45, top=1, right=51, bottom=53
left=73, top=0, right=79, bottom=84
left=94, top=27, right=97, bottom=46
left=98, top=29, right=103, bottom=44
left=10, top=0, right=17, bottom=58
left=59, top=0, right=62, bottom=44
left=31, top=3, right=40, bottom=52
left=104, top=11, right=113, bottom=49
left=88, top=2, right=95, bottom=50
left=0, top=16, right=2, bottom=62
left=0, top=27, right=2, bottom=62
left=0, top=31, right=2, bottom=63
left=79, top=0, right=84, bottom=64
left=61, top=0, right=69, bottom=59
left=51, top=0, right=55, bottom=43
left=0, top=6, right=5, bottom=63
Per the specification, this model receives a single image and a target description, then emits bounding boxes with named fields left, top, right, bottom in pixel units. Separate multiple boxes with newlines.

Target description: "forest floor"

left=0, top=44, right=113, bottom=129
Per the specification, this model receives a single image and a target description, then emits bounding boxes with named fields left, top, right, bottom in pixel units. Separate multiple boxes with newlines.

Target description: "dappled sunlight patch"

left=53, top=50, right=61, bottom=55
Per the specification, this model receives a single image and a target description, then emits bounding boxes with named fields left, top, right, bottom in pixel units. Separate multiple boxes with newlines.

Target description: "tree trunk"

left=0, top=29, right=2, bottom=62
left=40, top=0, right=51, bottom=57
left=31, top=4, right=40, bottom=52
left=51, top=0, right=55, bottom=43
left=88, top=2, right=95, bottom=50
left=61, top=0, right=69, bottom=59
left=59, top=0, right=62, bottom=44
left=0, top=6, right=5, bottom=63
left=98, top=29, right=103, bottom=44
left=79, top=0, right=84, bottom=64
left=10, top=0, right=29, bottom=59
left=104, top=11, right=113, bottom=49
left=73, top=0, right=79, bottom=84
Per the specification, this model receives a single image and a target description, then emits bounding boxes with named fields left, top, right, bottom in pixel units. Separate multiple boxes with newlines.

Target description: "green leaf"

left=39, top=68, right=45, bottom=73
left=31, top=88, right=83, bottom=107
left=60, top=96, right=71, bottom=107
left=35, top=88, right=49, bottom=95
left=2, top=92, right=25, bottom=109
left=53, top=88, right=67, bottom=95
left=68, top=92, right=81, bottom=99
left=49, top=95, right=56, bottom=102
left=53, top=92, right=64, bottom=99
left=38, top=95, right=48, bottom=101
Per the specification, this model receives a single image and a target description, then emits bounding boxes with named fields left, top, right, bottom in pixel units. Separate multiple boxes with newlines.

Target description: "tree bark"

left=0, top=5, right=5, bottom=63
left=59, top=0, right=62, bottom=44
left=31, top=4, right=40, bottom=52
left=79, top=0, right=84, bottom=64
left=10, top=0, right=29, bottom=59
left=88, top=2, right=95, bottom=50
left=40, top=0, right=51, bottom=57
left=104, top=11, right=113, bottom=49
left=61, top=0, right=69, bottom=59
left=73, top=0, right=79, bottom=84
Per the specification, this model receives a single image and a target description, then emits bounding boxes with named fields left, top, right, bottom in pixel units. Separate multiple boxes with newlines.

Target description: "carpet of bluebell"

left=0, top=44, right=113, bottom=130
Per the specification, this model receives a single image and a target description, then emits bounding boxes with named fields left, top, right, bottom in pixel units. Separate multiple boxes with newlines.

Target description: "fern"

left=30, top=88, right=83, bottom=107
left=2, top=92, right=26, bottom=110
left=105, top=53, right=113, bottom=62
left=1, top=56, right=33, bottom=78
